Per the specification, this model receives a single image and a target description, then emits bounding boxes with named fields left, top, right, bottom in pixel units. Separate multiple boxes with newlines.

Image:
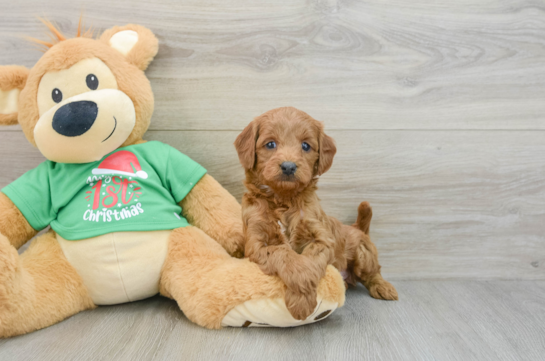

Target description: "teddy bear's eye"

left=52, top=88, right=63, bottom=103
left=86, top=74, right=99, bottom=90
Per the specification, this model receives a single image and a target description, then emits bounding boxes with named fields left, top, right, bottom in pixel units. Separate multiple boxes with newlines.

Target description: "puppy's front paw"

left=285, top=288, right=317, bottom=320
left=281, top=257, right=323, bottom=294
left=230, top=239, right=245, bottom=259
left=225, top=231, right=245, bottom=259
left=368, top=280, right=398, bottom=301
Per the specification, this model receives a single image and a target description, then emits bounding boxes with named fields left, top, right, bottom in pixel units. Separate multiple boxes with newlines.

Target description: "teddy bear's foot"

left=160, top=227, right=345, bottom=329
left=221, top=297, right=337, bottom=328
left=221, top=269, right=341, bottom=328
left=0, top=231, right=95, bottom=338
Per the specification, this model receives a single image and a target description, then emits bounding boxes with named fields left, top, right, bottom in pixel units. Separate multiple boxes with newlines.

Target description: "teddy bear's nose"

left=52, top=101, right=98, bottom=137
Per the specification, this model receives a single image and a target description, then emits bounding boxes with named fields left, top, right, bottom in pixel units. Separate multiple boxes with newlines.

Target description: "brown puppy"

left=235, top=107, right=398, bottom=320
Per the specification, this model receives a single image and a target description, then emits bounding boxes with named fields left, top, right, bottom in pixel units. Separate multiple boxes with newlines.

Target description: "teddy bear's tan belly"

left=56, top=230, right=172, bottom=305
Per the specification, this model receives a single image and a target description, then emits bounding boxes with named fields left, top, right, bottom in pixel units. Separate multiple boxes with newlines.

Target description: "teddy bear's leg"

left=0, top=231, right=95, bottom=338
left=160, top=226, right=345, bottom=329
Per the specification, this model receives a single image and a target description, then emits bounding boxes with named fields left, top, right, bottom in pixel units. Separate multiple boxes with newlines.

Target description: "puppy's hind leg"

left=350, top=202, right=398, bottom=301
left=351, top=235, right=398, bottom=300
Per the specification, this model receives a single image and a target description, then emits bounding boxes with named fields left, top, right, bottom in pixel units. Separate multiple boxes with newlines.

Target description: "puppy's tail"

left=353, top=201, right=372, bottom=235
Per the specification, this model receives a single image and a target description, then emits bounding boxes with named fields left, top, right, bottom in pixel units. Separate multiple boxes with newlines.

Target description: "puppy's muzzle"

left=281, top=161, right=297, bottom=176
left=52, top=100, right=98, bottom=137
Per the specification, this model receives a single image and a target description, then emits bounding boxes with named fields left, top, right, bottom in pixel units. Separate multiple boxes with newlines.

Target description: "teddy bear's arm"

left=0, top=192, right=37, bottom=249
left=180, top=174, right=245, bottom=258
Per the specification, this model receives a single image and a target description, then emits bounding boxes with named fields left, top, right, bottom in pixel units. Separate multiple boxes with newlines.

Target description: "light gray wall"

left=1, top=0, right=544, bottom=279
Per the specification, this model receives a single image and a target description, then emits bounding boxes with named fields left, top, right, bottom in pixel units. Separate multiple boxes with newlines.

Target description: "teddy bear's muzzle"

left=34, top=89, right=136, bottom=164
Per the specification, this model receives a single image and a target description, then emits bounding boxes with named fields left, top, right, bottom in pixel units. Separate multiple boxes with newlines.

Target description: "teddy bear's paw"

left=221, top=295, right=338, bottom=328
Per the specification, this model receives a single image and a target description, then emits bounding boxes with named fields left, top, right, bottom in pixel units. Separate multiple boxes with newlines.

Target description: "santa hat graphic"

left=92, top=151, right=148, bottom=179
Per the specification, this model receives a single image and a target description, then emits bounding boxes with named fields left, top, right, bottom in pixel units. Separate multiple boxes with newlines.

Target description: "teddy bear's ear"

left=0, top=65, right=29, bottom=126
left=100, top=24, right=159, bottom=71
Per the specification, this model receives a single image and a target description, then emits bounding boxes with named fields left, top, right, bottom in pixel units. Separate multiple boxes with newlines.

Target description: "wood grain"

left=1, top=131, right=543, bottom=280
left=0, top=281, right=543, bottom=360
left=1, top=1, right=545, bottom=130
left=1, top=2, right=544, bottom=357
left=0, top=1, right=544, bottom=279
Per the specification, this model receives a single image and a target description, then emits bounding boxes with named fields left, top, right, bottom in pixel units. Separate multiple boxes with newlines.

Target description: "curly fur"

left=235, top=107, right=398, bottom=320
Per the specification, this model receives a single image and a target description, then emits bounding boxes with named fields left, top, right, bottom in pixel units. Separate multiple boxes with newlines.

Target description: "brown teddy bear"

left=0, top=20, right=345, bottom=337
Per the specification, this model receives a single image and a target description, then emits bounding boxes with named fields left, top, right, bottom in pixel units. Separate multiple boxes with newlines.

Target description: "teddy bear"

left=0, top=20, right=345, bottom=337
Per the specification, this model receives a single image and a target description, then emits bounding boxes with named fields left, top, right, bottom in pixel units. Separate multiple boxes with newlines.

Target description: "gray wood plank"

left=1, top=130, right=544, bottom=280
left=1, top=2, right=544, bottom=359
left=1, top=0, right=545, bottom=130
left=0, top=281, right=543, bottom=361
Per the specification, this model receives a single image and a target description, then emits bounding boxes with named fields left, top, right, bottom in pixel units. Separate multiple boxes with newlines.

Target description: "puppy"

left=234, top=107, right=398, bottom=320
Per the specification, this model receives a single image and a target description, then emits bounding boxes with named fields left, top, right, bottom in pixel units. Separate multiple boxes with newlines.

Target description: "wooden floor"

left=0, top=281, right=543, bottom=361
left=1, top=0, right=544, bottom=359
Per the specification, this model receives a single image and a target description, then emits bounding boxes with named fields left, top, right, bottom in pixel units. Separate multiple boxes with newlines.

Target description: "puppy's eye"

left=265, top=141, right=277, bottom=149
left=52, top=88, right=63, bottom=103
left=86, top=74, right=99, bottom=90
left=302, top=142, right=311, bottom=152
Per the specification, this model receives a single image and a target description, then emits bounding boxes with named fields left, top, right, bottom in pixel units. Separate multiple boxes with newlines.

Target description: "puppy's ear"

left=317, top=128, right=336, bottom=175
left=100, top=24, right=159, bottom=71
left=234, top=120, right=258, bottom=170
left=0, top=65, right=29, bottom=125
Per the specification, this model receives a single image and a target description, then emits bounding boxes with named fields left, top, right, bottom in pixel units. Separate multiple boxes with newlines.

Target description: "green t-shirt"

left=1, top=141, right=206, bottom=240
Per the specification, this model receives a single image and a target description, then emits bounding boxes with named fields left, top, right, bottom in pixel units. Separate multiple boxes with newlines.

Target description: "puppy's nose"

left=52, top=101, right=98, bottom=137
left=281, top=161, right=297, bottom=176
